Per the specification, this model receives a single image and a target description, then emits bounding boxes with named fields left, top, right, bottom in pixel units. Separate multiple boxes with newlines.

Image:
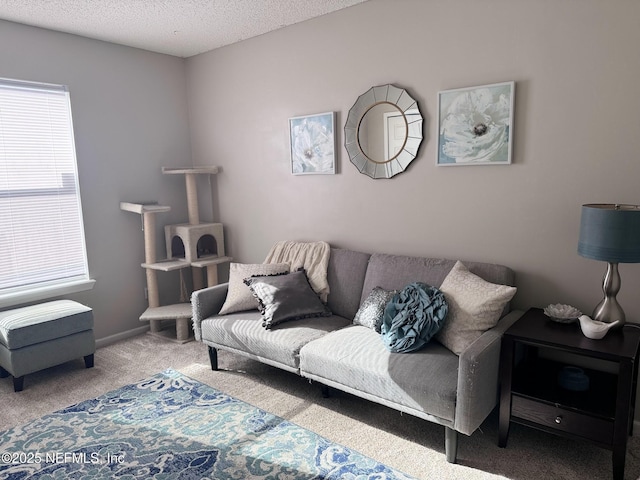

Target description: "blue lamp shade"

left=578, top=204, right=640, bottom=263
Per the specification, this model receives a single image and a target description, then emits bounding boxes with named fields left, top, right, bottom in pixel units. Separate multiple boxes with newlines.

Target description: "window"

left=0, top=77, right=93, bottom=307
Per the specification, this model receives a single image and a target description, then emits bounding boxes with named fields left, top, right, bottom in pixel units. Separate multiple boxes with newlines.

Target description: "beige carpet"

left=1, top=333, right=639, bottom=480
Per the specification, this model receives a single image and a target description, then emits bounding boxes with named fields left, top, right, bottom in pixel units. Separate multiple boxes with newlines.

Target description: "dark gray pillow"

left=353, top=286, right=398, bottom=333
left=244, top=269, right=332, bottom=329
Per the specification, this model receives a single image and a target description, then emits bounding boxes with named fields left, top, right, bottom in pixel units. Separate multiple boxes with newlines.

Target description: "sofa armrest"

left=191, top=283, right=229, bottom=341
left=453, top=309, right=525, bottom=435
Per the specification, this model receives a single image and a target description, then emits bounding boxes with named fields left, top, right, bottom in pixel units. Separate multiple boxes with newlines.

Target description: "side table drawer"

left=512, top=395, right=613, bottom=444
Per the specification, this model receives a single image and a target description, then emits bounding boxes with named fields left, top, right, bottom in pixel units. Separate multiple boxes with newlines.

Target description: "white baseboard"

left=95, top=325, right=149, bottom=348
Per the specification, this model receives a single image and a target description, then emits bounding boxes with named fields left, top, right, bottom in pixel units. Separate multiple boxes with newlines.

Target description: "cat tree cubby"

left=120, top=166, right=231, bottom=344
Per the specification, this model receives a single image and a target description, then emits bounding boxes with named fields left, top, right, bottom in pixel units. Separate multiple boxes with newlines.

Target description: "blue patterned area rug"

left=0, top=369, right=417, bottom=479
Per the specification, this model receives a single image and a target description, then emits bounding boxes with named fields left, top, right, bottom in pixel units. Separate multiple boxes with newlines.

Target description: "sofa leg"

left=84, top=354, right=94, bottom=368
left=445, top=427, right=458, bottom=463
left=321, top=384, right=330, bottom=398
left=208, top=346, right=219, bottom=371
left=13, top=376, right=24, bottom=392
left=0, top=366, right=8, bottom=378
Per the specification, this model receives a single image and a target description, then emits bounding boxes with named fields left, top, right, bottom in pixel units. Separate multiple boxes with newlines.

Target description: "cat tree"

left=120, top=166, right=231, bottom=343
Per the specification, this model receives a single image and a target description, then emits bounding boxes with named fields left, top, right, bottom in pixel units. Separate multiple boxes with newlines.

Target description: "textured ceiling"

left=0, top=0, right=368, bottom=57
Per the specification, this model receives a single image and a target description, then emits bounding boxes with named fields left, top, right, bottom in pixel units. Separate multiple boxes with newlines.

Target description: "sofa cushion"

left=326, top=248, right=371, bottom=319
left=200, top=311, right=352, bottom=371
left=361, top=254, right=453, bottom=306
left=381, top=282, right=448, bottom=353
left=353, top=286, right=397, bottom=332
left=361, top=253, right=515, bottom=312
left=218, top=262, right=289, bottom=315
left=435, top=261, right=517, bottom=355
left=244, top=269, right=332, bottom=329
left=299, top=325, right=459, bottom=421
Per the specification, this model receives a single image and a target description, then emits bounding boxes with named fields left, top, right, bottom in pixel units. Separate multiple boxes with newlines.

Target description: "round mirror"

left=358, top=102, right=406, bottom=162
left=345, top=84, right=423, bottom=179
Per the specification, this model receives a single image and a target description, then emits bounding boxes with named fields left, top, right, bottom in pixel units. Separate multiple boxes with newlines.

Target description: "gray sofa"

left=191, top=247, right=522, bottom=463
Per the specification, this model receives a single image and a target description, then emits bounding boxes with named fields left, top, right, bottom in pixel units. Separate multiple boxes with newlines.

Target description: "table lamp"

left=578, top=204, right=640, bottom=327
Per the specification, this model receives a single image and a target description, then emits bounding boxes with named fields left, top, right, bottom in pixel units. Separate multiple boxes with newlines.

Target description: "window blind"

left=0, top=78, right=90, bottom=298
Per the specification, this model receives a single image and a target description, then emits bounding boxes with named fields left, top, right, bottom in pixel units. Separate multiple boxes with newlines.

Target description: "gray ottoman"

left=0, top=300, right=95, bottom=392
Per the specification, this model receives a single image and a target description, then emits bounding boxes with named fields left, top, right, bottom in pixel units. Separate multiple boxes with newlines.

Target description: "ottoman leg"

left=0, top=366, right=9, bottom=378
left=84, top=354, right=94, bottom=369
left=13, top=376, right=24, bottom=392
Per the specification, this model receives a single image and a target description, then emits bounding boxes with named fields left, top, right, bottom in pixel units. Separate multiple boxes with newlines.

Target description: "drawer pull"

left=555, top=416, right=562, bottom=424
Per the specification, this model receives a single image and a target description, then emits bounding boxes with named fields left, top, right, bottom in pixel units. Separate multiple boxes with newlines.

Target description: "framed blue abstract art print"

left=437, top=81, right=515, bottom=166
left=289, top=111, right=336, bottom=175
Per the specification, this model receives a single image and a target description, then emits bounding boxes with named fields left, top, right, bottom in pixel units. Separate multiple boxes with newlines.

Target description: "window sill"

left=0, top=279, right=96, bottom=309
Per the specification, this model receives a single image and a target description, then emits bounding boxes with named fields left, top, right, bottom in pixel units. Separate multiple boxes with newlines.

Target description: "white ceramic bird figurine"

left=578, top=315, right=619, bottom=340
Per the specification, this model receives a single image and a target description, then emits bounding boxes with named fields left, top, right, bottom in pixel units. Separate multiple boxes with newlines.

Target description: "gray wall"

left=185, top=0, right=640, bottom=324
left=0, top=20, right=193, bottom=340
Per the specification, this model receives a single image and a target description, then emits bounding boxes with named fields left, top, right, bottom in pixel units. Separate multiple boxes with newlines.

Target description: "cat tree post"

left=185, top=172, right=199, bottom=225
left=184, top=172, right=202, bottom=288
left=142, top=210, right=161, bottom=333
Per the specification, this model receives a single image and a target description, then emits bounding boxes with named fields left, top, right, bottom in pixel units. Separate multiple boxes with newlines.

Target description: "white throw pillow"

left=435, top=261, right=516, bottom=355
left=218, top=262, right=289, bottom=315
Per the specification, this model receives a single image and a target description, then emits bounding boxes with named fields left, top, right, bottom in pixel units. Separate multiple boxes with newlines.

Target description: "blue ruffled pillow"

left=380, top=282, right=448, bottom=353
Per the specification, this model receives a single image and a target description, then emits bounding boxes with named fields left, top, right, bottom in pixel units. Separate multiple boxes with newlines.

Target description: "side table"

left=498, top=307, right=640, bottom=480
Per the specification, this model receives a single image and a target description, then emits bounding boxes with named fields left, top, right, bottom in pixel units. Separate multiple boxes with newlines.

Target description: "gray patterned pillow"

left=435, top=261, right=517, bottom=355
left=353, top=287, right=398, bottom=333
left=218, top=262, right=289, bottom=315
left=244, top=269, right=332, bottom=329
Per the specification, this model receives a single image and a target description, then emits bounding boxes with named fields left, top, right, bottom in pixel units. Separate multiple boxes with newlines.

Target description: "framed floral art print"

left=289, top=111, right=336, bottom=175
left=437, top=81, right=515, bottom=166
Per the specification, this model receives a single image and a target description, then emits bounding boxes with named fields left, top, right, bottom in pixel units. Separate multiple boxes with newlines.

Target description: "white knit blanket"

left=264, top=240, right=330, bottom=302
